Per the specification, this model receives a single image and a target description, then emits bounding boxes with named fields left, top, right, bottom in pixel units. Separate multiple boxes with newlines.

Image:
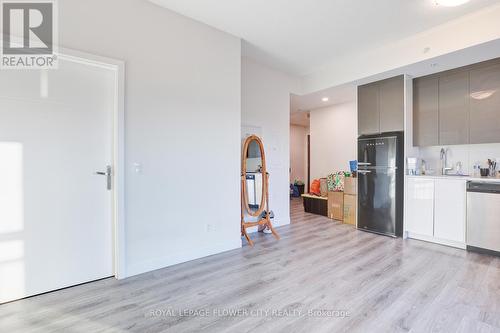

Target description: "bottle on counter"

left=473, top=163, right=480, bottom=177
left=421, top=160, right=427, bottom=175
left=456, top=161, right=462, bottom=175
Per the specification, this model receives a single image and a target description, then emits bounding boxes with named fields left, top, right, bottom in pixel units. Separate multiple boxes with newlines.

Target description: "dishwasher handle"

left=467, top=181, right=500, bottom=194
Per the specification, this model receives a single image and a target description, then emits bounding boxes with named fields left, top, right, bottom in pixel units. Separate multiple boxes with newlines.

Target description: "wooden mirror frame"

left=242, top=135, right=267, bottom=217
left=241, top=135, right=280, bottom=246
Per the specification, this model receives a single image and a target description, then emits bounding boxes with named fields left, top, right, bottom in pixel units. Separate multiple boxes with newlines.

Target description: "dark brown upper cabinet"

left=358, top=82, right=380, bottom=135
left=413, top=57, right=500, bottom=146
left=358, top=75, right=404, bottom=136
left=413, top=77, right=439, bottom=147
left=438, top=71, right=469, bottom=145
left=469, top=63, right=500, bottom=144
left=379, top=76, right=405, bottom=133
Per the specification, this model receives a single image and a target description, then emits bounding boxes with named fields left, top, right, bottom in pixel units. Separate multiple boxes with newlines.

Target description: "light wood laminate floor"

left=2, top=198, right=500, bottom=332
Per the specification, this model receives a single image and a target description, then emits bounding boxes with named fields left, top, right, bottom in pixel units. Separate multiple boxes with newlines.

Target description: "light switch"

left=133, top=163, right=142, bottom=174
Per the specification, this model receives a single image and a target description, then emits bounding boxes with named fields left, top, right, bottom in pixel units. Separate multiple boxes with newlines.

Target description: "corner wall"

left=241, top=57, right=301, bottom=227
left=309, top=102, right=357, bottom=180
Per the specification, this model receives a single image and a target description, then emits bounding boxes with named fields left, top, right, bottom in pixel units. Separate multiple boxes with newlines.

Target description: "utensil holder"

left=480, top=168, right=490, bottom=177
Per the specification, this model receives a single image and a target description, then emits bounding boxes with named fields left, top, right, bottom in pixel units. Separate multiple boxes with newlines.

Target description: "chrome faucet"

left=440, top=148, right=453, bottom=175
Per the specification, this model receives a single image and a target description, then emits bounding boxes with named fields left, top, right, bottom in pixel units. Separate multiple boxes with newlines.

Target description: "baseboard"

left=406, top=232, right=466, bottom=250
left=273, top=217, right=291, bottom=227
left=467, top=245, right=500, bottom=257
left=124, top=238, right=242, bottom=278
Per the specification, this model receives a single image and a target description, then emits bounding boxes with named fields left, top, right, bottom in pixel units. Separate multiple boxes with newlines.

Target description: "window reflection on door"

left=0, top=142, right=25, bottom=301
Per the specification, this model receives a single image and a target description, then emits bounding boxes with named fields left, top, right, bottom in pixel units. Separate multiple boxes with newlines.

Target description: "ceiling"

left=292, top=37, right=500, bottom=113
left=291, top=83, right=356, bottom=113
left=150, top=0, right=500, bottom=76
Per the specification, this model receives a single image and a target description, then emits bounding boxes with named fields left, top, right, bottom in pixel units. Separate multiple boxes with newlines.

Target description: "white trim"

left=406, top=232, right=466, bottom=250
left=126, top=239, right=242, bottom=278
left=114, top=59, right=126, bottom=279
left=52, top=47, right=126, bottom=279
left=271, top=217, right=290, bottom=228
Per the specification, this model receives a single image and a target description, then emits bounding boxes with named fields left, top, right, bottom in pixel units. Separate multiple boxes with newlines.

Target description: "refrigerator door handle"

left=357, top=170, right=372, bottom=174
left=358, top=162, right=371, bottom=166
left=362, top=166, right=398, bottom=170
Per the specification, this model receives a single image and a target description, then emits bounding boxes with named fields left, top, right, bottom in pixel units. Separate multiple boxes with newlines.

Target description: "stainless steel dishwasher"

left=467, top=181, right=500, bottom=256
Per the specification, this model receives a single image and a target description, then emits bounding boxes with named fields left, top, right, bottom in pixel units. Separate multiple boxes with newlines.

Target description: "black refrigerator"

left=357, top=132, right=404, bottom=237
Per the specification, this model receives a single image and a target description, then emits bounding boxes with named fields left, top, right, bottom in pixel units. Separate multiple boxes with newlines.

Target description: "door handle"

left=357, top=170, right=372, bottom=174
left=358, top=162, right=371, bottom=166
left=95, top=165, right=112, bottom=190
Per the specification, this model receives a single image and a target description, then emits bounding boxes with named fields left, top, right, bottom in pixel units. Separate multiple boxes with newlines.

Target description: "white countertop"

left=406, top=174, right=500, bottom=183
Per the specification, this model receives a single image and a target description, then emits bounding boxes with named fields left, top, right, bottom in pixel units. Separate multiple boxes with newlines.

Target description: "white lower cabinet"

left=405, top=177, right=466, bottom=248
left=434, top=179, right=466, bottom=243
left=406, top=178, right=434, bottom=237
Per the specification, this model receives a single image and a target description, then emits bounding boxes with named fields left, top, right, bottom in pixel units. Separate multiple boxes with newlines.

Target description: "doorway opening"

left=289, top=96, right=310, bottom=221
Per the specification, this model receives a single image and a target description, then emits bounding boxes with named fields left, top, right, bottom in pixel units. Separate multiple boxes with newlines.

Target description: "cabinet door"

left=358, top=83, right=379, bottom=135
left=405, top=178, right=434, bottom=237
left=434, top=179, right=466, bottom=243
left=413, top=77, right=439, bottom=146
left=469, top=63, right=500, bottom=144
left=379, top=76, right=404, bottom=132
left=439, top=72, right=469, bottom=145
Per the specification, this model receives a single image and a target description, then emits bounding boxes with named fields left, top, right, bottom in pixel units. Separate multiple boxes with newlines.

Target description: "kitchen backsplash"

left=416, top=143, right=500, bottom=175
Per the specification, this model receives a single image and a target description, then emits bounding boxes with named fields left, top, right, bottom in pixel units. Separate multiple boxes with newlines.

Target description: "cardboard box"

left=320, top=178, right=328, bottom=197
left=343, top=194, right=357, bottom=225
left=328, top=191, right=344, bottom=220
left=344, top=177, right=357, bottom=195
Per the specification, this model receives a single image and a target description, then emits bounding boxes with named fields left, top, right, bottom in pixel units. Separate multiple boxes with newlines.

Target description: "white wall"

left=416, top=144, right=500, bottom=176
left=309, top=102, right=357, bottom=180
left=290, top=125, right=308, bottom=183
left=303, top=3, right=500, bottom=93
left=242, top=57, right=301, bottom=227
left=59, top=0, right=242, bottom=277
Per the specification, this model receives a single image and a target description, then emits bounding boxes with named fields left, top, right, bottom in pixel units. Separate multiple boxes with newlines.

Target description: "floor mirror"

left=241, top=135, right=280, bottom=246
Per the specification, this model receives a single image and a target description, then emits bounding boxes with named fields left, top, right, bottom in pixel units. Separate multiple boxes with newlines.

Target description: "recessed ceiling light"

left=434, top=0, right=470, bottom=7
left=321, top=97, right=329, bottom=102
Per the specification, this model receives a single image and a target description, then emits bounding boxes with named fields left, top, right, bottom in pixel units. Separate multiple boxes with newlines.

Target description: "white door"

left=405, top=177, right=434, bottom=237
left=0, top=56, right=116, bottom=303
left=434, top=179, right=466, bottom=243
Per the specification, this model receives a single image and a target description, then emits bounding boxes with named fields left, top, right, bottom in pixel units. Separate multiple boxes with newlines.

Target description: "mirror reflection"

left=245, top=139, right=263, bottom=213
